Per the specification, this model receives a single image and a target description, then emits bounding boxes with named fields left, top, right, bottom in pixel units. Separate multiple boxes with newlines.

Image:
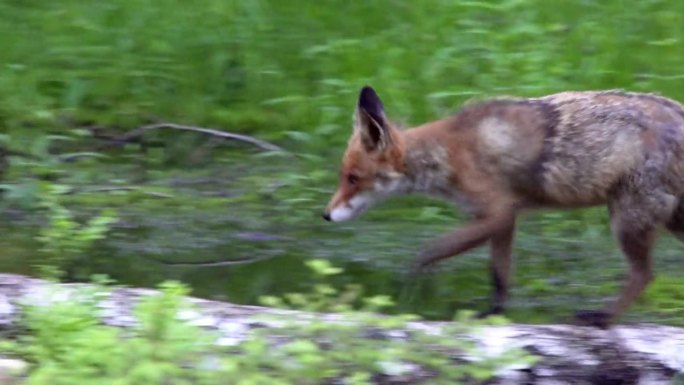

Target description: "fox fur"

left=323, top=86, right=684, bottom=327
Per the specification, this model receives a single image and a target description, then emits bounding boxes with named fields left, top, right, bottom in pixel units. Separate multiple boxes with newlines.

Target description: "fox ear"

left=355, top=86, right=390, bottom=152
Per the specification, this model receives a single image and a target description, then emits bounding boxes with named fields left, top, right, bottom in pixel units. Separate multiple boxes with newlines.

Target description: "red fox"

left=323, top=86, right=684, bottom=328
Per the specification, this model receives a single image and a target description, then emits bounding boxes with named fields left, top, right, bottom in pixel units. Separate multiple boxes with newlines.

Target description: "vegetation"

left=32, top=183, right=116, bottom=279
left=0, top=0, right=684, bottom=384
left=5, top=281, right=215, bottom=385
left=1, top=261, right=537, bottom=384
left=1, top=2, right=684, bottom=380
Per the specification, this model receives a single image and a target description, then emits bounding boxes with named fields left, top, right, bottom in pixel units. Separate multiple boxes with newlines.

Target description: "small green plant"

left=641, top=276, right=684, bottom=325
left=260, top=259, right=395, bottom=313
left=9, top=279, right=220, bottom=385
left=253, top=259, right=538, bottom=384
left=0, top=134, right=106, bottom=210
left=35, top=183, right=117, bottom=279
left=5, top=261, right=538, bottom=385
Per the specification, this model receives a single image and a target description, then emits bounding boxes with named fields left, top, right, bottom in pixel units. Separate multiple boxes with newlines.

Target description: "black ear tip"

left=358, top=85, right=383, bottom=110
left=359, top=85, right=377, bottom=100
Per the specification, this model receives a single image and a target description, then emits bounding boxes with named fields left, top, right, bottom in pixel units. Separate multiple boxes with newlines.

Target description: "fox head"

left=323, top=86, right=408, bottom=222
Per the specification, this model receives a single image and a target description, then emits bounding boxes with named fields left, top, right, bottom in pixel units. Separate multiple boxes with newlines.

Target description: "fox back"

left=324, top=88, right=684, bottom=220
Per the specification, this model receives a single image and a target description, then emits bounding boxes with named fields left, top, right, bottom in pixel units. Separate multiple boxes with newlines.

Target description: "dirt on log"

left=0, top=273, right=683, bottom=384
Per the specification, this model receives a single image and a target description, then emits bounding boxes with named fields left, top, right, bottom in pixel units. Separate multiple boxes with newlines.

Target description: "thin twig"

left=66, top=186, right=175, bottom=198
left=115, top=123, right=285, bottom=152
left=145, top=254, right=277, bottom=267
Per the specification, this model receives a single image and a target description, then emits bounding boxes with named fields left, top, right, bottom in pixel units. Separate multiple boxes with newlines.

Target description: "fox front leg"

left=414, top=214, right=515, bottom=269
left=412, top=214, right=516, bottom=313
left=481, top=221, right=516, bottom=317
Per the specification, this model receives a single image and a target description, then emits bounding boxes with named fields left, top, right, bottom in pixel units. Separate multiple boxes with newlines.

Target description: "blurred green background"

left=1, top=0, right=684, bottom=324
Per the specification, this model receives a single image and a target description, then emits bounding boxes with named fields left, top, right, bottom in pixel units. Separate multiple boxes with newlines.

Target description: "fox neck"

left=400, top=130, right=454, bottom=197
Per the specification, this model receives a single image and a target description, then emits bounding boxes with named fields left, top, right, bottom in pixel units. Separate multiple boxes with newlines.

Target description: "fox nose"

left=322, top=212, right=331, bottom=221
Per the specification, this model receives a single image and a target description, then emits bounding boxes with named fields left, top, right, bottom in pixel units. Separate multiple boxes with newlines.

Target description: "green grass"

left=1, top=0, right=684, bottom=148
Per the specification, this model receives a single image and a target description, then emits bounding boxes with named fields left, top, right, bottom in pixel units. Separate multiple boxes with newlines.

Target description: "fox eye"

left=347, top=174, right=360, bottom=185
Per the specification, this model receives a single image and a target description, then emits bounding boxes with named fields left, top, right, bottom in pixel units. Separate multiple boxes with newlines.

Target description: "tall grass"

left=1, top=0, right=684, bottom=149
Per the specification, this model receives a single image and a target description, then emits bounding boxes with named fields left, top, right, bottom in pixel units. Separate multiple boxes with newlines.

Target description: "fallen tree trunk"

left=0, top=273, right=682, bottom=385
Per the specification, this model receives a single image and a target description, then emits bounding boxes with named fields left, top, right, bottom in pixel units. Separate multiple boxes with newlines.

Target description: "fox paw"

left=574, top=310, right=613, bottom=329
left=407, top=258, right=436, bottom=277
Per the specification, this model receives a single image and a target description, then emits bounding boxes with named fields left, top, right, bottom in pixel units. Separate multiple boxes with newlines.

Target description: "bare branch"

left=88, top=186, right=174, bottom=198
left=115, top=123, right=285, bottom=152
left=144, top=254, right=277, bottom=267
left=66, top=186, right=174, bottom=199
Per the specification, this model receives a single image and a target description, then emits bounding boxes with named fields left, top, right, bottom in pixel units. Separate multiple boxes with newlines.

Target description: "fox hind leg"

left=479, top=220, right=516, bottom=318
left=576, top=193, right=667, bottom=328
left=576, top=223, right=656, bottom=328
